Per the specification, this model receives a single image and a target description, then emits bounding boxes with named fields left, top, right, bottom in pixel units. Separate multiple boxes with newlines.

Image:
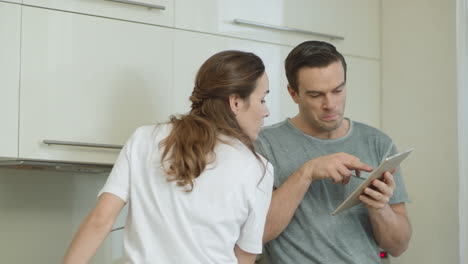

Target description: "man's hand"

left=299, top=152, right=373, bottom=185
left=359, top=171, right=396, bottom=210
left=362, top=170, right=412, bottom=256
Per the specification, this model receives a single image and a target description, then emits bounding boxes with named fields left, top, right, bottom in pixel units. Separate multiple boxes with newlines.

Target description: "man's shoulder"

left=255, top=120, right=297, bottom=158
left=259, top=119, right=294, bottom=138
left=351, top=120, right=391, bottom=140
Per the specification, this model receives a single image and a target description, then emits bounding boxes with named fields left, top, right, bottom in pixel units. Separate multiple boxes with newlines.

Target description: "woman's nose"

left=264, top=106, right=270, bottom=118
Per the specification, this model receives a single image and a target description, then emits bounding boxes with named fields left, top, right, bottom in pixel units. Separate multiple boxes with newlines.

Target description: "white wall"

left=457, top=0, right=468, bottom=262
left=0, top=169, right=125, bottom=263
left=382, top=0, right=459, bottom=263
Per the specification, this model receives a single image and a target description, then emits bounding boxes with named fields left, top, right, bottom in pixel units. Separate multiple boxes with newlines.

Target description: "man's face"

left=289, top=61, right=346, bottom=134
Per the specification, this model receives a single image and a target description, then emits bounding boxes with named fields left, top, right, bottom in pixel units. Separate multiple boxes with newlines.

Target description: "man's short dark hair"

left=285, top=41, right=347, bottom=92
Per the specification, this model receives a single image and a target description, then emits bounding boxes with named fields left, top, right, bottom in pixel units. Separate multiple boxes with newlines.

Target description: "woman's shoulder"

left=215, top=138, right=271, bottom=172
left=123, top=123, right=172, bottom=152
left=132, top=123, right=171, bottom=140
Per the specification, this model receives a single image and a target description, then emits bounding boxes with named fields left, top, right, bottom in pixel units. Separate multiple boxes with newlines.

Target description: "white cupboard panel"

left=23, top=0, right=174, bottom=27
left=173, top=29, right=287, bottom=126
left=278, top=46, right=296, bottom=120
left=0, top=2, right=21, bottom=158
left=345, top=57, right=381, bottom=128
left=20, top=7, right=174, bottom=163
left=175, top=0, right=380, bottom=59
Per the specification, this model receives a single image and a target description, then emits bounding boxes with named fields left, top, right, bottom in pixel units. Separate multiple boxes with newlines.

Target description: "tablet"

left=332, top=149, right=413, bottom=216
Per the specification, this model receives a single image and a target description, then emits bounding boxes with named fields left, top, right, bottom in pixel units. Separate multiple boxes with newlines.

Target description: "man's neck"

left=290, top=115, right=350, bottom=140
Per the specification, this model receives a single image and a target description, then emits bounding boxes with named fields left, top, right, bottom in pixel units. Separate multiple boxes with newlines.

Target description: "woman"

left=63, top=50, right=273, bottom=264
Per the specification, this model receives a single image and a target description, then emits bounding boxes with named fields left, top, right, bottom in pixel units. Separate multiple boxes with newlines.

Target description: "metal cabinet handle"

left=43, top=140, right=123, bottom=150
left=104, top=0, right=166, bottom=10
left=233, top=19, right=344, bottom=40
left=111, top=226, right=124, bottom=232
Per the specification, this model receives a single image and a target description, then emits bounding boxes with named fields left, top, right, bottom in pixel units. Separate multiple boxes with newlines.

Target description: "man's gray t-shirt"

left=255, top=119, right=409, bottom=264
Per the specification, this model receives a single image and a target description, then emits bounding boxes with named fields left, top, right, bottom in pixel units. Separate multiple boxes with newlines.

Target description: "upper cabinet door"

left=20, top=6, right=174, bottom=164
left=175, top=0, right=380, bottom=59
left=172, top=29, right=288, bottom=126
left=23, top=0, right=174, bottom=27
left=0, top=2, right=21, bottom=158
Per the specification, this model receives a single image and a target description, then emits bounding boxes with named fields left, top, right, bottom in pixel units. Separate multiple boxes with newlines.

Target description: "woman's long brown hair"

left=160, top=50, right=265, bottom=191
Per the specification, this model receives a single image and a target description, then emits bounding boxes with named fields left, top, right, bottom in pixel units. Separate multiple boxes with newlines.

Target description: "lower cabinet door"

left=20, top=6, right=174, bottom=164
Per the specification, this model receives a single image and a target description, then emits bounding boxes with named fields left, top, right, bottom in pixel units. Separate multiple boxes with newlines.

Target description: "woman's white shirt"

left=99, top=124, right=273, bottom=263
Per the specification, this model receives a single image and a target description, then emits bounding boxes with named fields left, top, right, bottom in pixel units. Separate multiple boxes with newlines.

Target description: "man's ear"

left=287, top=84, right=300, bottom=104
left=229, top=94, right=243, bottom=115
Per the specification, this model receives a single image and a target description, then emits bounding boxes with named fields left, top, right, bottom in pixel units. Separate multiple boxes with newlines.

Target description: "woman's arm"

left=234, top=245, right=257, bottom=264
left=63, top=193, right=126, bottom=264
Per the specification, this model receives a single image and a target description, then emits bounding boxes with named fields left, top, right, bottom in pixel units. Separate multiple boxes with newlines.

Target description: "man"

left=255, top=41, right=412, bottom=263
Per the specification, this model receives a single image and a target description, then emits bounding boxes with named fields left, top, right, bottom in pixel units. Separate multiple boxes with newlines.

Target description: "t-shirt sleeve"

left=97, top=130, right=137, bottom=202
left=386, top=142, right=411, bottom=204
left=236, top=161, right=274, bottom=254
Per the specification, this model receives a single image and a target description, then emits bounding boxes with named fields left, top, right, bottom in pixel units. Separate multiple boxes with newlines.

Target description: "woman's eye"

left=261, top=99, right=266, bottom=104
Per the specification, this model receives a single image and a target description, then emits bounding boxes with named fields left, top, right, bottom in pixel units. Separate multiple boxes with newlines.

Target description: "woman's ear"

left=229, top=94, right=242, bottom=115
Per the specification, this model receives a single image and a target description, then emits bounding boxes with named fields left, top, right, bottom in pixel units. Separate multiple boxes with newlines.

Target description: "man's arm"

left=263, top=153, right=373, bottom=243
left=359, top=172, right=412, bottom=256
left=262, top=166, right=312, bottom=243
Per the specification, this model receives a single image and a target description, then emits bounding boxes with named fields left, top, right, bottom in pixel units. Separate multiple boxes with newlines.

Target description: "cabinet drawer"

left=175, top=0, right=380, bottom=59
left=20, top=7, right=174, bottom=164
left=23, top=0, right=174, bottom=27
left=0, top=2, right=21, bottom=158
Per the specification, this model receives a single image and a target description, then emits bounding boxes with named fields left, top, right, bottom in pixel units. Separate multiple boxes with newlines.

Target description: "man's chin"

left=319, top=119, right=343, bottom=132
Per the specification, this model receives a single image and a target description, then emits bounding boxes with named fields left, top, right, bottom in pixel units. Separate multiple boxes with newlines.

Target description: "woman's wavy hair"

left=160, top=50, right=265, bottom=191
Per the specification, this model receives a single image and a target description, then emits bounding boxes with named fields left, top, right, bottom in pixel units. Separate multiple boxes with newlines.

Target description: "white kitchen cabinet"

left=278, top=46, right=296, bottom=120
left=172, top=29, right=287, bottom=126
left=23, top=0, right=174, bottom=27
left=20, top=6, right=174, bottom=164
left=175, top=0, right=380, bottom=59
left=0, top=2, right=21, bottom=158
left=172, top=30, right=381, bottom=128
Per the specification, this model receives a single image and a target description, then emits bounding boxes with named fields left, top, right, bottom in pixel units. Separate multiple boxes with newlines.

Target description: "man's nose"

left=322, top=94, right=335, bottom=110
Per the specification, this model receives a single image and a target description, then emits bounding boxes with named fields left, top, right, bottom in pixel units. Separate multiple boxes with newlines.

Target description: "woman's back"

left=63, top=50, right=272, bottom=264
left=100, top=124, right=273, bottom=263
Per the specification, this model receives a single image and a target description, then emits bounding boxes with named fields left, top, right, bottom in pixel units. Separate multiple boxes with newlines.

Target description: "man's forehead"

left=296, top=63, right=344, bottom=89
